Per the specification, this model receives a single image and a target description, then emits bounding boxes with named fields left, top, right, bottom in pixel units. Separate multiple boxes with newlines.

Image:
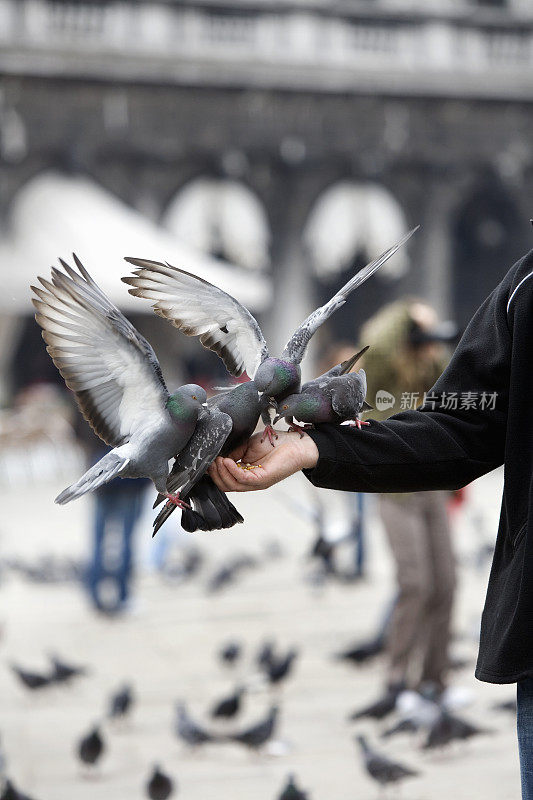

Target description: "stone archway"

left=163, top=177, right=271, bottom=272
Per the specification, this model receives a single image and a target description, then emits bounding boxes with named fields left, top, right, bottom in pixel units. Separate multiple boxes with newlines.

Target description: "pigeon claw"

left=165, top=492, right=191, bottom=510
left=349, top=419, right=370, bottom=430
left=260, top=425, right=278, bottom=447
left=288, top=422, right=313, bottom=438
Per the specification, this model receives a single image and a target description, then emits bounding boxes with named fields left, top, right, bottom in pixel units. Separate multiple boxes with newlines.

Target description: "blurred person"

left=356, top=300, right=458, bottom=709
left=208, top=247, right=533, bottom=798
left=75, top=419, right=148, bottom=615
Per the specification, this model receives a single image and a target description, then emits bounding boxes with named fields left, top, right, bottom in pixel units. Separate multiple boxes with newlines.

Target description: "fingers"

left=209, top=457, right=266, bottom=492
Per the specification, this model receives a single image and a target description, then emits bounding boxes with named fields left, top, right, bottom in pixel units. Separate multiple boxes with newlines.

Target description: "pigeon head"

left=254, top=358, right=300, bottom=396
left=274, top=392, right=322, bottom=424
left=166, top=384, right=207, bottom=422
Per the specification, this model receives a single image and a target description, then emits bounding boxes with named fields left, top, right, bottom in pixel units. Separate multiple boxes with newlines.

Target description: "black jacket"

left=304, top=248, right=533, bottom=684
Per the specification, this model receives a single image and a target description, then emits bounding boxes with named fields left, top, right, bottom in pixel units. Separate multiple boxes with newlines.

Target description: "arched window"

left=163, top=178, right=270, bottom=271
left=303, top=181, right=409, bottom=280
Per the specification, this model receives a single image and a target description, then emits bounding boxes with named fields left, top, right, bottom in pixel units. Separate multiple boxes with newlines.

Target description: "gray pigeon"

left=151, top=379, right=263, bottom=534
left=146, top=765, right=174, bottom=800
left=229, top=705, right=278, bottom=750
left=123, top=229, right=416, bottom=444
left=278, top=774, right=309, bottom=800
left=174, top=702, right=218, bottom=747
left=356, top=735, right=419, bottom=790
left=31, top=257, right=207, bottom=507
left=422, top=709, right=491, bottom=750
left=273, top=346, right=371, bottom=433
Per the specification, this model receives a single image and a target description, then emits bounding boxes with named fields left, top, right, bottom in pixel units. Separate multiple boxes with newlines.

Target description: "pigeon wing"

left=165, top=407, right=233, bottom=498
left=31, top=256, right=169, bottom=448
left=329, top=371, right=367, bottom=420
left=123, top=258, right=269, bottom=378
left=281, top=228, right=418, bottom=365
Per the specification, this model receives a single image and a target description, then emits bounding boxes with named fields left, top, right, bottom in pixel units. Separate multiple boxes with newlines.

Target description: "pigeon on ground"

left=229, top=706, right=278, bottom=750
left=31, top=257, right=207, bottom=508
left=77, top=725, right=105, bottom=767
left=492, top=698, right=517, bottom=714
left=277, top=774, right=309, bottom=800
left=381, top=691, right=440, bottom=739
left=422, top=709, right=491, bottom=750
left=210, top=686, right=245, bottom=719
left=146, top=765, right=174, bottom=800
left=264, top=649, right=298, bottom=686
left=175, top=702, right=218, bottom=747
left=49, top=654, right=87, bottom=684
left=273, top=348, right=371, bottom=433
left=124, top=229, right=416, bottom=444
left=335, top=637, right=384, bottom=666
left=10, top=664, right=51, bottom=691
left=256, top=641, right=276, bottom=671
left=0, top=779, right=36, bottom=800
left=356, top=735, right=419, bottom=791
left=219, top=641, right=242, bottom=666
left=349, top=685, right=402, bottom=721
left=108, top=683, right=134, bottom=720
left=151, top=380, right=263, bottom=534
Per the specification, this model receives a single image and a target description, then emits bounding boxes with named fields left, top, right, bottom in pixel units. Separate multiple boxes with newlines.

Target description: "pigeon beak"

left=202, top=402, right=208, bottom=407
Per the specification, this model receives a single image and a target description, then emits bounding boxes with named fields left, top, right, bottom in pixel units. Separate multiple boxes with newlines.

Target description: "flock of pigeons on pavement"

left=29, top=229, right=416, bottom=534
left=3, top=630, right=517, bottom=799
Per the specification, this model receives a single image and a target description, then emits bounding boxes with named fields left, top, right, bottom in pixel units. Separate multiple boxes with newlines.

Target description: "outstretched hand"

left=208, top=430, right=319, bottom=492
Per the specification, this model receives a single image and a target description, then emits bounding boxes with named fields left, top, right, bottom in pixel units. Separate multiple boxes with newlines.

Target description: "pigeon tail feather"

left=55, top=452, right=130, bottom=504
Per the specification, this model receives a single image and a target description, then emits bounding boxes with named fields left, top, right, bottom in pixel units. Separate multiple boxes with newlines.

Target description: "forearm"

left=303, top=411, right=504, bottom=493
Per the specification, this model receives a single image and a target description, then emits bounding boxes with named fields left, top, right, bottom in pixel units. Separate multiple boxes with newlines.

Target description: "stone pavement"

left=0, top=467, right=520, bottom=799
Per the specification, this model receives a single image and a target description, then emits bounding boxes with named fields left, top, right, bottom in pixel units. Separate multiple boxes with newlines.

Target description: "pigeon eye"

left=282, top=405, right=288, bottom=410
left=192, top=395, right=197, bottom=400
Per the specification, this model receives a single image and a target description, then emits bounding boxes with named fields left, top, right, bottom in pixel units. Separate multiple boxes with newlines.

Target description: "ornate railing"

left=1, top=1, right=533, bottom=95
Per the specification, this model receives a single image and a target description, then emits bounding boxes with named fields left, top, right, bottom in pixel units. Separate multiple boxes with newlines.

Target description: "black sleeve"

left=303, top=260, right=515, bottom=494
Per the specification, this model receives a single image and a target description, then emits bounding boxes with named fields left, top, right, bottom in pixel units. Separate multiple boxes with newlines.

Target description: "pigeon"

left=264, top=649, right=298, bottom=686
left=381, top=691, right=440, bottom=739
left=422, top=709, right=491, bottom=750
left=273, top=348, right=372, bottom=433
left=229, top=705, right=278, bottom=750
left=108, top=684, right=134, bottom=720
left=151, top=380, right=263, bottom=534
left=219, top=641, right=242, bottom=666
left=335, top=637, right=384, bottom=665
left=31, top=256, right=207, bottom=508
left=77, top=726, right=104, bottom=767
left=10, top=664, right=51, bottom=691
left=256, top=641, right=276, bottom=671
left=278, top=774, right=309, bottom=800
left=492, top=697, right=517, bottom=714
left=175, top=702, right=217, bottom=747
left=123, top=229, right=416, bottom=444
left=349, top=685, right=402, bottom=721
left=210, top=686, right=245, bottom=719
left=0, top=779, right=36, bottom=800
left=49, top=654, right=87, bottom=684
left=356, top=735, right=419, bottom=791
left=146, top=765, right=174, bottom=800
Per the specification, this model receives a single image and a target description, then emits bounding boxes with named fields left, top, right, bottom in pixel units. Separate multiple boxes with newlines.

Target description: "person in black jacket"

left=208, top=247, right=533, bottom=799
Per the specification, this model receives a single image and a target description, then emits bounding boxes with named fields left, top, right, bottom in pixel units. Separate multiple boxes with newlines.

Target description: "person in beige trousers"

left=356, top=300, right=458, bottom=714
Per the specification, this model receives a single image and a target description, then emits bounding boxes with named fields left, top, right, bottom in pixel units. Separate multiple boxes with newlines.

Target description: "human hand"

left=208, top=430, right=319, bottom=492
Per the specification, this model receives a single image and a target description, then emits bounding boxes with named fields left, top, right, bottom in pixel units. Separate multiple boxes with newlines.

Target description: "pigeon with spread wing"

left=31, top=257, right=207, bottom=507
left=123, top=228, right=417, bottom=444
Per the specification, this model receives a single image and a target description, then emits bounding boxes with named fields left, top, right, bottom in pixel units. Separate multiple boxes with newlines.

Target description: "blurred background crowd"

left=1, top=0, right=532, bottom=797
